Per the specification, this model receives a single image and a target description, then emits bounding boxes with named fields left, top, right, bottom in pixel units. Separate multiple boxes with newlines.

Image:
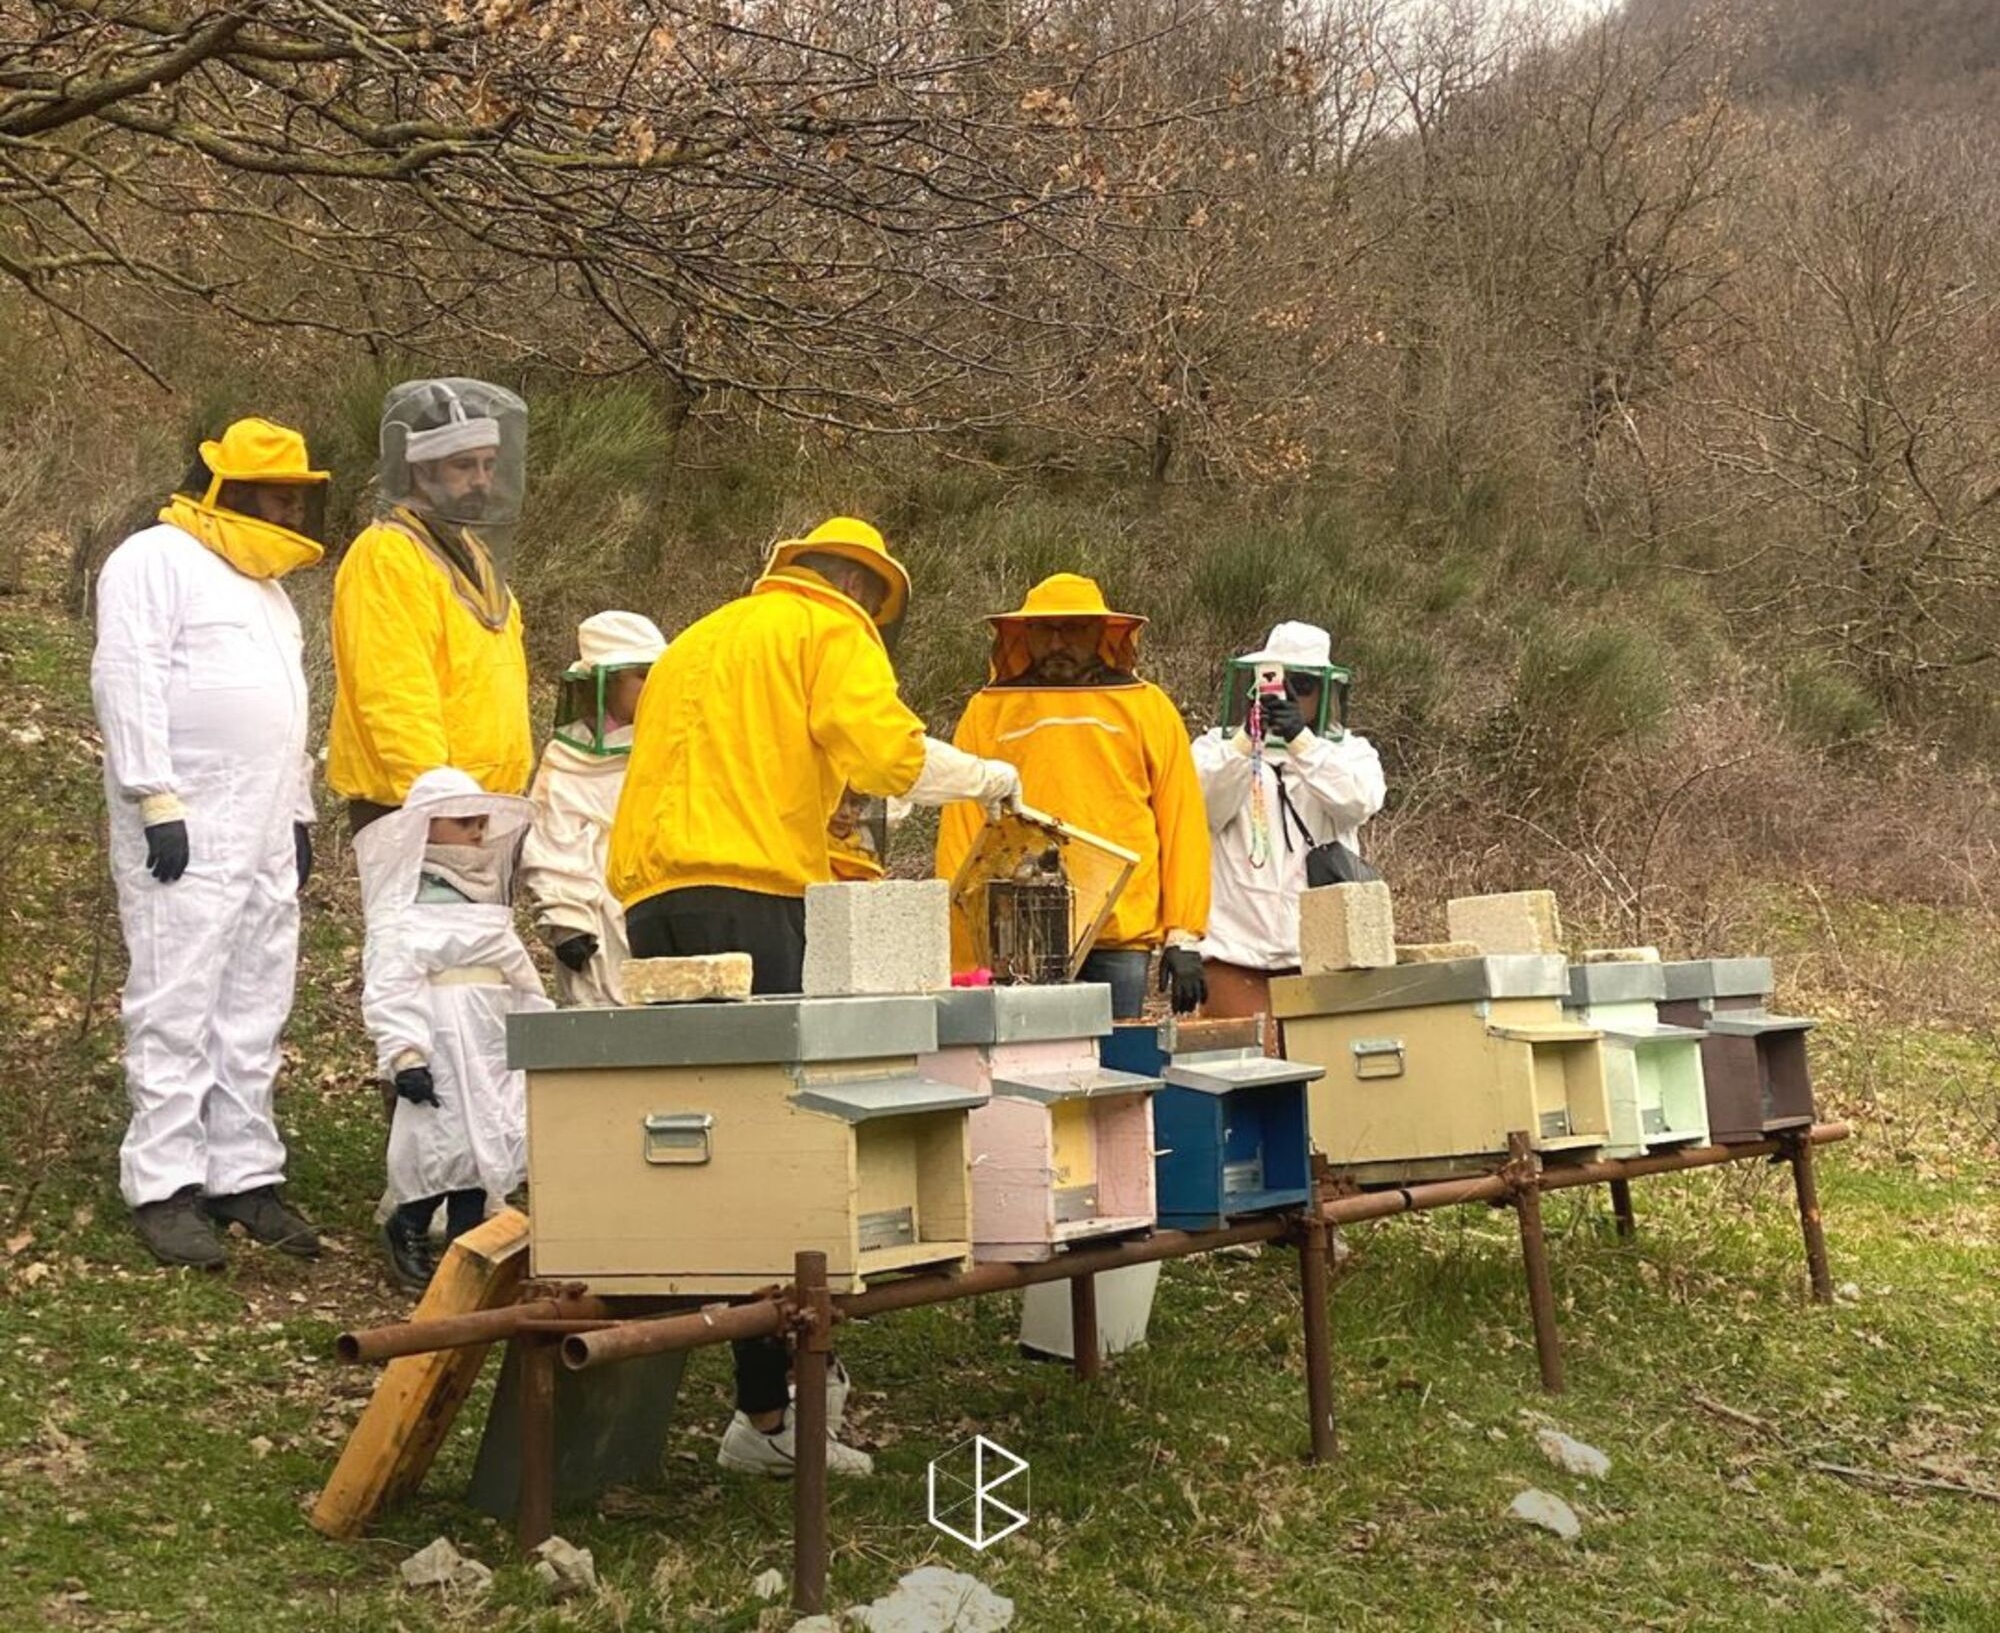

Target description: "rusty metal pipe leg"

left=791, top=1251, right=832, bottom=1616
left=1608, top=1178, right=1636, bottom=1240
left=1297, top=1206, right=1337, bottom=1462
left=1785, top=1133, right=1834, bottom=1305
left=1505, top=1134, right=1564, bottom=1396
left=1069, top=1271, right=1101, bottom=1382
left=515, top=1336, right=556, bottom=1553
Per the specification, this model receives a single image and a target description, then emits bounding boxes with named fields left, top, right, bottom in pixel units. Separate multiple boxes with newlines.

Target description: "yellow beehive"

left=511, top=996, right=983, bottom=1295
left=1272, top=955, right=1612, bottom=1182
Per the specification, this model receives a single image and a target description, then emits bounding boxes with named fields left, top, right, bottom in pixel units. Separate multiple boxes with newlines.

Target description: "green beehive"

left=1563, top=957, right=1709, bottom=1157
left=1272, top=954, right=1611, bottom=1182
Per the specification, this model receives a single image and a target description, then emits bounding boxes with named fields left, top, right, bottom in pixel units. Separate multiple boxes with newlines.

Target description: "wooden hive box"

left=922, top=986, right=1158, bottom=1262
left=1656, top=959, right=1817, bottom=1144
left=1563, top=961, right=1710, bottom=1157
left=510, top=996, right=983, bottom=1296
left=1103, top=1017, right=1320, bottom=1233
left=1271, top=955, right=1612, bottom=1182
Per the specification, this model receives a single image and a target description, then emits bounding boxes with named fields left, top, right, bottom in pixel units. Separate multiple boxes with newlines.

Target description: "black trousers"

left=625, top=885, right=807, bottom=996
left=626, top=884, right=806, bottom=1415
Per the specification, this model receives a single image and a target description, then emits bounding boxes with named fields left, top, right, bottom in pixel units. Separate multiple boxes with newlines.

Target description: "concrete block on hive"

left=1396, top=941, right=1481, bottom=964
left=1582, top=947, right=1660, bottom=964
left=621, top=954, right=752, bottom=1005
left=1446, top=890, right=1564, bottom=957
left=1297, top=881, right=1395, bottom=974
left=804, top=879, right=951, bottom=996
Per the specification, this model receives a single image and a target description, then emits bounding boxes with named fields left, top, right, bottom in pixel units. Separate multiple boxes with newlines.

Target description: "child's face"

left=605, top=667, right=650, bottom=728
left=428, top=813, right=489, bottom=846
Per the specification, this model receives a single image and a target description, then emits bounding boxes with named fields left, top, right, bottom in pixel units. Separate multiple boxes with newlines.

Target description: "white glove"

left=909, top=737, right=1021, bottom=815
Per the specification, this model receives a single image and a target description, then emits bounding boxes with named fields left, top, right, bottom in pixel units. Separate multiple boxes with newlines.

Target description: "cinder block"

left=1297, top=881, right=1396, bottom=974
left=621, top=954, right=753, bottom=1005
left=803, top=879, right=951, bottom=996
left=1446, top=891, right=1564, bottom=956
left=1396, top=941, right=1482, bottom=964
left=1582, top=946, right=1659, bottom=964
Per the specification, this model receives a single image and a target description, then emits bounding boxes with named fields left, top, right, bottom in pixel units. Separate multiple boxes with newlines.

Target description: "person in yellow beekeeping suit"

left=935, top=573, right=1212, bottom=1019
left=608, top=515, right=1020, bottom=1482
left=327, top=379, right=533, bottom=833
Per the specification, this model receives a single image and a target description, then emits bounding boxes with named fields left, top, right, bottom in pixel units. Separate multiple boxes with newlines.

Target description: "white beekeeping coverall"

left=356, top=767, right=552, bottom=1205
left=521, top=611, right=667, bottom=1006
left=91, top=442, right=321, bottom=1209
left=1194, top=622, right=1387, bottom=971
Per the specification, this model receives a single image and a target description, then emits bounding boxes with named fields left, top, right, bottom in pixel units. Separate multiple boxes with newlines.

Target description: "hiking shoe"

left=716, top=1408, right=874, bottom=1479
left=382, top=1213, right=437, bottom=1294
left=133, top=1186, right=226, bottom=1270
left=789, top=1355, right=852, bottom=1433
left=205, top=1186, right=321, bottom=1258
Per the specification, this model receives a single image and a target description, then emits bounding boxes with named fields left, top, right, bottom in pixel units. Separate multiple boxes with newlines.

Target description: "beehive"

left=922, top=986, right=1159, bottom=1262
left=1656, top=959, right=1816, bottom=1144
left=1271, top=955, right=1612, bottom=1182
left=1102, top=1016, right=1320, bottom=1232
left=511, top=997, right=983, bottom=1295
left=1563, top=960, right=1710, bottom=1157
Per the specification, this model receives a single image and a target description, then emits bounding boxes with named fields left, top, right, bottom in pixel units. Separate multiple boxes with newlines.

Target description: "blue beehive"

left=1102, top=1017, right=1322, bottom=1232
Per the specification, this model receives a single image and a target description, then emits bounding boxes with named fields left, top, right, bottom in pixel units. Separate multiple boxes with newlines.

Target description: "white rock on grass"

left=752, top=1567, right=787, bottom=1601
left=1535, top=1427, right=1611, bottom=1480
left=1508, top=1488, right=1582, bottom=1541
left=399, top=1537, right=492, bottom=1593
left=789, top=1619, right=842, bottom=1633
left=531, top=1536, right=597, bottom=1600
left=846, top=1566, right=1016, bottom=1632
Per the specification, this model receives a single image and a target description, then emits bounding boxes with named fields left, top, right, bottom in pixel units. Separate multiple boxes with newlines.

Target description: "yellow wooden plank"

left=308, top=1208, right=528, bottom=1539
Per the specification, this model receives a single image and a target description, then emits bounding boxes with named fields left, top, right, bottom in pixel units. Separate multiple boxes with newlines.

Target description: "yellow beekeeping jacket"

left=327, top=515, right=533, bottom=805
left=609, top=568, right=927, bottom=905
left=936, top=678, right=1211, bottom=951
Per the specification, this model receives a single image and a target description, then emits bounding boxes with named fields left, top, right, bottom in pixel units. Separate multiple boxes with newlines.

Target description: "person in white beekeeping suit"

left=356, top=766, right=553, bottom=1291
left=520, top=612, right=668, bottom=1007
left=1193, top=621, right=1386, bottom=1020
left=90, top=418, right=332, bottom=1269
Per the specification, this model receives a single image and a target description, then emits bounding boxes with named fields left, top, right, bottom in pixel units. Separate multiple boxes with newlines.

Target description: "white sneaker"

left=716, top=1408, right=874, bottom=1479
left=788, top=1356, right=852, bottom=1433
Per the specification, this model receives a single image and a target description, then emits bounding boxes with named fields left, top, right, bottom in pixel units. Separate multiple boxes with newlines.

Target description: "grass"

left=6, top=533, right=2000, bottom=1629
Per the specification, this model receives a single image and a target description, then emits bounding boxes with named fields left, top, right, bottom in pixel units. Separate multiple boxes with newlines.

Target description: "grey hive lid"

left=1658, top=958, right=1775, bottom=1002
left=931, top=984, right=1113, bottom=1048
left=1273, top=955, right=1569, bottom=1019
left=1566, top=960, right=1668, bottom=1008
left=1163, top=1050, right=1324, bottom=1096
left=508, top=994, right=938, bottom=1071
left=991, top=1065, right=1160, bottom=1103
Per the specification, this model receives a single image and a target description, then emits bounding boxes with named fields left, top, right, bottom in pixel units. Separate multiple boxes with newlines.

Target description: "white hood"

left=570, top=610, right=668, bottom=673
left=1241, top=620, right=1332, bottom=670
left=354, top=766, right=535, bottom=917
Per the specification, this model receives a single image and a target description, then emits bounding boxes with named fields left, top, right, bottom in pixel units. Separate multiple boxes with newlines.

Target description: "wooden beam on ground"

left=309, top=1208, right=529, bottom=1540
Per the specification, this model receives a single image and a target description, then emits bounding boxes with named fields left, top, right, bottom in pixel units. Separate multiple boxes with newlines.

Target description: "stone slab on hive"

left=1446, top=890, right=1564, bottom=956
left=1297, top=881, right=1396, bottom=975
left=804, top=879, right=952, bottom=996
left=1396, top=941, right=1482, bottom=964
left=621, top=954, right=753, bottom=1005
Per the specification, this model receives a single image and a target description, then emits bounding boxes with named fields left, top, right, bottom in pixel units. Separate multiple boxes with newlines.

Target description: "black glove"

left=554, top=932, right=599, bottom=972
left=295, top=823, right=313, bottom=889
left=1257, top=692, right=1307, bottom=744
left=144, top=820, right=189, bottom=884
left=1159, top=946, right=1207, bottom=1016
left=393, top=1064, right=440, bottom=1108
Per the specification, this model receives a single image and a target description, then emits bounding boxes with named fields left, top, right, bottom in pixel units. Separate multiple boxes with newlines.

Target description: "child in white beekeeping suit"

left=356, top=766, right=554, bottom=1292
left=520, top=612, right=667, bottom=1006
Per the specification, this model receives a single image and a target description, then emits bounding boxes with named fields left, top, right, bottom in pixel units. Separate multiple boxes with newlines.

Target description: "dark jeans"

left=1078, top=948, right=1151, bottom=1021
left=395, top=1188, right=486, bottom=1242
left=625, top=885, right=807, bottom=995
left=627, top=885, right=808, bottom=1414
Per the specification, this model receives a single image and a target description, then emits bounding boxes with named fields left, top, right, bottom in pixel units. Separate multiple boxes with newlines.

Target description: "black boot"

left=205, top=1186, right=321, bottom=1258
left=382, top=1206, right=438, bottom=1294
left=133, top=1185, right=226, bottom=1270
